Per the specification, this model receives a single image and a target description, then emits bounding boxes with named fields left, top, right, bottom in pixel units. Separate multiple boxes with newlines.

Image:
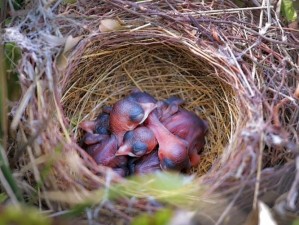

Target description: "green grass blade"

left=0, top=145, right=24, bottom=202
left=282, top=0, right=298, bottom=22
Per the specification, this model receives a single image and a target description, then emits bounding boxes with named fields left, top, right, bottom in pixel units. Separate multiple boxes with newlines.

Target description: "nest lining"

left=62, top=34, right=241, bottom=176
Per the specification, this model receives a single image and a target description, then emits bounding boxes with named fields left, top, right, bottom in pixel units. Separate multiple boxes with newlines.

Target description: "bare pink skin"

left=83, top=133, right=109, bottom=145
left=156, top=96, right=185, bottom=122
left=162, top=109, right=208, bottom=167
left=80, top=109, right=111, bottom=147
left=116, top=126, right=158, bottom=157
left=85, top=135, right=127, bottom=168
left=146, top=111, right=190, bottom=171
left=80, top=120, right=97, bottom=133
left=110, top=91, right=157, bottom=145
left=130, top=150, right=161, bottom=175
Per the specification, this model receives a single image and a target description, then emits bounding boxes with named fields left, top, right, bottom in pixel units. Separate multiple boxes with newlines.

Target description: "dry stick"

left=272, top=98, right=291, bottom=127
left=182, top=6, right=274, bottom=16
left=287, top=156, right=299, bottom=210
left=266, top=0, right=271, bottom=25
left=109, top=0, right=299, bottom=48
left=189, top=19, right=299, bottom=48
left=188, top=15, right=215, bottom=42
left=215, top=182, right=246, bottom=225
left=10, top=85, right=35, bottom=130
left=13, top=111, right=56, bottom=164
left=253, top=132, right=264, bottom=210
left=251, top=3, right=268, bottom=210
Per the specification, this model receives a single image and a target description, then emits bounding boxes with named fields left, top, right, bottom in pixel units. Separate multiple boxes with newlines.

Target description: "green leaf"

left=11, top=0, right=25, bottom=10
left=62, top=203, right=93, bottom=218
left=0, top=193, right=7, bottom=203
left=4, top=42, right=21, bottom=101
left=4, top=42, right=21, bottom=69
left=132, top=209, right=173, bottom=225
left=0, top=206, right=51, bottom=225
left=282, top=0, right=298, bottom=22
left=63, top=0, right=77, bottom=4
left=231, top=0, right=245, bottom=7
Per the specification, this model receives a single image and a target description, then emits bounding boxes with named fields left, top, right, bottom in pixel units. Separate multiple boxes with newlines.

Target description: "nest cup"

left=62, top=32, right=241, bottom=176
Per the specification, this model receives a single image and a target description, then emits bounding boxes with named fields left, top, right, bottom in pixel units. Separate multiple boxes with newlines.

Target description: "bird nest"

left=62, top=34, right=238, bottom=176
left=4, top=0, right=299, bottom=224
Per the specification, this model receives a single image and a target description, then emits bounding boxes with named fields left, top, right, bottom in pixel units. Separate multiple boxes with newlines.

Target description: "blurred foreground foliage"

left=109, top=172, right=199, bottom=206
left=4, top=42, right=21, bottom=101
left=0, top=204, right=72, bottom=225
left=0, top=206, right=51, bottom=225
left=45, top=172, right=202, bottom=208
left=0, top=145, right=24, bottom=202
left=12, top=0, right=25, bottom=10
left=282, top=0, right=298, bottom=22
left=132, top=209, right=173, bottom=225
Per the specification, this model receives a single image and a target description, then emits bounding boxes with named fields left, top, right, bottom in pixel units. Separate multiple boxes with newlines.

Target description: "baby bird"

left=85, top=134, right=127, bottom=168
left=80, top=107, right=112, bottom=145
left=129, top=150, right=161, bottom=175
left=113, top=166, right=129, bottom=177
left=146, top=111, right=190, bottom=171
left=80, top=106, right=112, bottom=134
left=83, top=133, right=109, bottom=145
left=115, top=126, right=158, bottom=157
left=156, top=96, right=185, bottom=122
left=128, top=88, right=157, bottom=104
left=162, top=109, right=208, bottom=167
left=110, top=90, right=157, bottom=145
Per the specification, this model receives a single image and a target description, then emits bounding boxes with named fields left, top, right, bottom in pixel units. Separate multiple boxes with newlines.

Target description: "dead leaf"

left=56, top=54, right=68, bottom=71
left=63, top=35, right=82, bottom=54
left=211, top=27, right=223, bottom=44
left=244, top=201, right=277, bottom=225
left=259, top=201, right=277, bottom=225
left=56, top=35, right=82, bottom=70
left=99, top=19, right=122, bottom=32
left=294, top=83, right=299, bottom=99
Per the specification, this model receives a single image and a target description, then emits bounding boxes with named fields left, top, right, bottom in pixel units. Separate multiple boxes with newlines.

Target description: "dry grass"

left=3, top=0, right=299, bottom=224
left=62, top=40, right=240, bottom=176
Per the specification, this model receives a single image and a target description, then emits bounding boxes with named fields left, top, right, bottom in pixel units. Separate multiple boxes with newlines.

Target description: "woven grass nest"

left=5, top=0, right=299, bottom=224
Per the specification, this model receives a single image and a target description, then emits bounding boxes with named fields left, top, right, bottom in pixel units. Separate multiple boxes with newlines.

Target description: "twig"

left=286, top=156, right=299, bottom=210
left=187, top=19, right=299, bottom=48
left=215, top=182, right=246, bottom=225
left=182, top=6, right=274, bottom=16
left=253, top=132, right=264, bottom=209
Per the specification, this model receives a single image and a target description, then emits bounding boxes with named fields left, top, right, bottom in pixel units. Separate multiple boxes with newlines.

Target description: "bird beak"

left=115, top=144, right=135, bottom=157
left=139, top=102, right=157, bottom=124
